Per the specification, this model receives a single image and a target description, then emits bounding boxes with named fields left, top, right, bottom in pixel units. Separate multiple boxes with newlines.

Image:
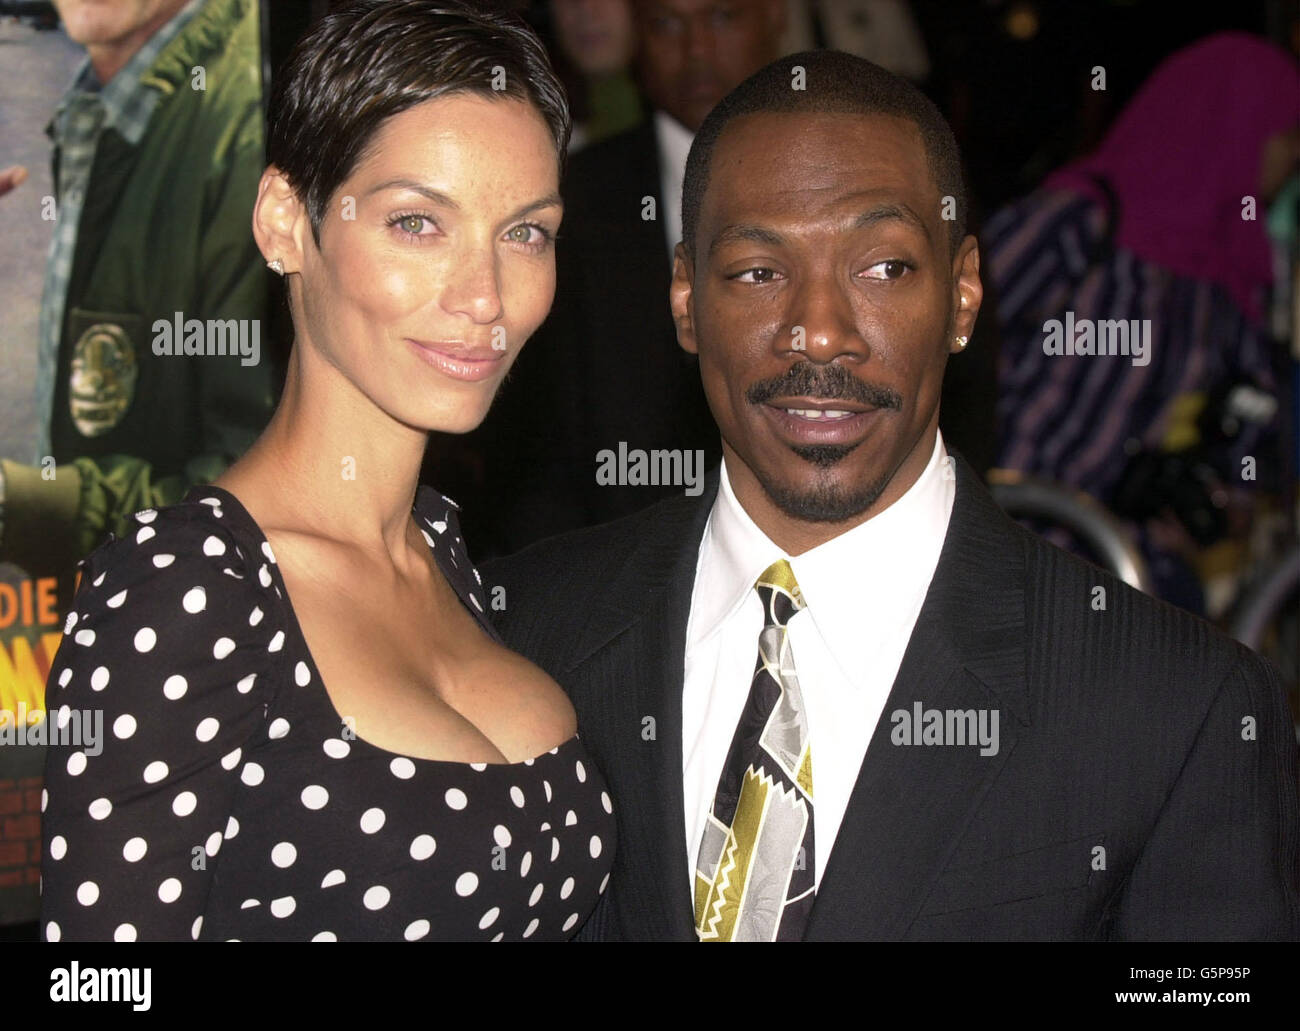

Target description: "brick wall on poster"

left=0, top=776, right=42, bottom=891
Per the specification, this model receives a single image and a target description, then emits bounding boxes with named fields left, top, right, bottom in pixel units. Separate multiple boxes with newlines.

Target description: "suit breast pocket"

left=918, top=833, right=1102, bottom=917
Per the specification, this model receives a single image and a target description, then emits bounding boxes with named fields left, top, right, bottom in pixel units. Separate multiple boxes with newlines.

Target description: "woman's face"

left=293, top=94, right=562, bottom=434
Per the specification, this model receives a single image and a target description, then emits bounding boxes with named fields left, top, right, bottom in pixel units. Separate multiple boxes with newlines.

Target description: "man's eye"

left=863, top=259, right=911, bottom=280
left=732, top=267, right=779, bottom=284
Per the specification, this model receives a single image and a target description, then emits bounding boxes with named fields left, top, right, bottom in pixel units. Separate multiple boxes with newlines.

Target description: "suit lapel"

left=563, top=475, right=718, bottom=941
left=805, top=452, right=1031, bottom=940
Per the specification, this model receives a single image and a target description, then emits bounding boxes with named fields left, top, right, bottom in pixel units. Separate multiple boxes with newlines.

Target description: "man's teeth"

left=784, top=408, right=856, bottom=419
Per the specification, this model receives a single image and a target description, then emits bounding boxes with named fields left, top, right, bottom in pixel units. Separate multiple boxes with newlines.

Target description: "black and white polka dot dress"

left=39, top=485, right=615, bottom=941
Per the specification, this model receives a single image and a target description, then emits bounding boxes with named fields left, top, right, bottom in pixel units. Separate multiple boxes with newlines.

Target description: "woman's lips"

left=407, top=339, right=505, bottom=382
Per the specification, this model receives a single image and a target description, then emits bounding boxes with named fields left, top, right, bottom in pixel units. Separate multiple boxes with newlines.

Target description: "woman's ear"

left=252, top=165, right=310, bottom=274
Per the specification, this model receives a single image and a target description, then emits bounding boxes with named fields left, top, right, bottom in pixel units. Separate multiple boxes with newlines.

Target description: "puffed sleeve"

left=40, top=500, right=283, bottom=942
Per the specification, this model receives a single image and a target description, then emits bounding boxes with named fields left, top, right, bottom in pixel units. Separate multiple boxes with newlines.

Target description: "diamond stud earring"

left=267, top=258, right=284, bottom=275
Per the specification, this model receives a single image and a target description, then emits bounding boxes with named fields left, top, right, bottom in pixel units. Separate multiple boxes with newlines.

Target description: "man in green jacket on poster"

left=0, top=0, right=273, bottom=589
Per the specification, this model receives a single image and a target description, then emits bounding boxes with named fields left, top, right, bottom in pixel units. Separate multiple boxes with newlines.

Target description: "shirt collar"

left=690, top=430, right=954, bottom=647
left=653, top=110, right=694, bottom=191
left=51, top=0, right=206, bottom=145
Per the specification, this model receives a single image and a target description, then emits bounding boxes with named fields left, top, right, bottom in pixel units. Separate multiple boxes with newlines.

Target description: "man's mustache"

left=745, top=363, right=903, bottom=410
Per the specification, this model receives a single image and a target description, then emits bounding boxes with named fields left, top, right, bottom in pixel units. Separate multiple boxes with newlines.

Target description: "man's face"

left=633, top=0, right=785, bottom=131
left=553, top=0, right=636, bottom=78
left=54, top=0, right=187, bottom=48
left=672, top=112, right=982, bottom=547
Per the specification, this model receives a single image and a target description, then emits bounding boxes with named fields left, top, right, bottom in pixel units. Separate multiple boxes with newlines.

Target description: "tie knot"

left=755, top=559, right=805, bottom=622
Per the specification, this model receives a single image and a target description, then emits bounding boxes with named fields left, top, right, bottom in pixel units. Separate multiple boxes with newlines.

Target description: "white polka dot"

left=58, top=668, right=72, bottom=688
left=509, top=786, right=525, bottom=808
left=493, top=825, right=512, bottom=848
left=544, top=781, right=554, bottom=802
left=589, top=835, right=603, bottom=858
left=268, top=630, right=285, bottom=652
left=74, top=629, right=95, bottom=647
left=143, top=760, right=168, bottom=783
left=136, top=509, right=157, bottom=523
left=240, top=762, right=264, bottom=786
left=46, top=922, right=61, bottom=942
left=360, top=807, right=386, bottom=834
left=601, top=791, right=612, bottom=814
left=88, top=797, right=112, bottom=820
left=321, top=869, right=346, bottom=889
left=270, top=896, right=296, bottom=918
left=599, top=872, right=610, bottom=894
left=551, top=838, right=560, bottom=862
left=90, top=666, right=110, bottom=691
left=470, top=762, right=487, bottom=772
left=560, top=877, right=575, bottom=900
left=404, top=919, right=430, bottom=941
left=528, top=883, right=544, bottom=906
left=271, top=842, right=297, bottom=868
left=565, top=809, right=577, bottom=826
left=409, top=834, right=436, bottom=861
left=268, top=717, right=290, bottom=740
left=163, top=674, right=187, bottom=699
left=389, top=757, right=415, bottom=779
left=258, top=565, right=272, bottom=588
left=134, top=627, right=156, bottom=652
left=213, top=637, right=235, bottom=659
left=136, top=526, right=155, bottom=544
left=523, top=918, right=539, bottom=938
left=261, top=541, right=276, bottom=564
left=198, top=497, right=221, bottom=509
left=575, top=759, right=587, bottom=783
left=114, top=923, right=137, bottom=942
left=220, top=747, right=242, bottom=771
left=172, top=791, right=197, bottom=817
left=562, top=912, right=580, bottom=932
left=241, top=898, right=261, bottom=909
left=363, top=886, right=390, bottom=911
left=519, top=851, right=532, bottom=877
left=322, top=738, right=349, bottom=759
left=455, top=872, right=479, bottom=897
left=444, top=788, right=467, bottom=810
left=311, top=931, right=337, bottom=942
left=203, top=535, right=226, bottom=556
left=40, top=789, right=47, bottom=813
left=248, top=605, right=263, bottom=626
left=113, top=714, right=136, bottom=739
left=106, top=589, right=127, bottom=608
left=301, top=785, right=329, bottom=810
left=195, top=716, right=220, bottom=742
left=92, top=572, right=106, bottom=586
left=191, top=916, right=203, bottom=940
left=236, top=673, right=255, bottom=694
left=225, top=815, right=240, bottom=839
left=77, top=881, right=99, bottom=906
left=294, top=661, right=310, bottom=686
left=63, top=610, right=77, bottom=634
left=150, top=552, right=175, bottom=569
left=49, top=835, right=66, bottom=860
left=205, top=832, right=222, bottom=857
left=66, top=751, right=87, bottom=776
left=120, top=836, right=146, bottom=863
left=57, top=705, right=71, bottom=728
left=478, top=906, right=500, bottom=930
left=182, top=586, right=206, bottom=614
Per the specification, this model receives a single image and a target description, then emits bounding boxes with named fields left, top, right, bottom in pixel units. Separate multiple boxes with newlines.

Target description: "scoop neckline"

left=184, top=483, right=579, bottom=770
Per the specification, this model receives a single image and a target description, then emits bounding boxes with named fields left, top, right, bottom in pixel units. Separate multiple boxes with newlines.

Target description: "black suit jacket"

left=482, top=451, right=1300, bottom=941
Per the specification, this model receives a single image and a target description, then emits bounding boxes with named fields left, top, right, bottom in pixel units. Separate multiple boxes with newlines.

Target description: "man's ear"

left=252, top=165, right=311, bottom=274
left=671, top=241, right=698, bottom=355
left=949, top=235, right=983, bottom=353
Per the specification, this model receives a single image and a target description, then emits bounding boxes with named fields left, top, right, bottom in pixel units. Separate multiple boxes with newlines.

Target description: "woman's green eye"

left=507, top=224, right=530, bottom=243
left=401, top=215, right=424, bottom=234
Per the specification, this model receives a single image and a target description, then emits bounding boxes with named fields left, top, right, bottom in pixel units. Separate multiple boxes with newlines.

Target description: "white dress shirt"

left=653, top=109, right=694, bottom=266
left=682, top=430, right=955, bottom=891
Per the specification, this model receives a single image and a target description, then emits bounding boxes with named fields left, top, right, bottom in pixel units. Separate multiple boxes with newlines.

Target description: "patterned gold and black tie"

left=694, top=559, right=814, bottom=941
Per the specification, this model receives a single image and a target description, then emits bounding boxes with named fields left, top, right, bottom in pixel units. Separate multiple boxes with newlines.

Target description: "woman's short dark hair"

left=268, top=0, right=571, bottom=245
